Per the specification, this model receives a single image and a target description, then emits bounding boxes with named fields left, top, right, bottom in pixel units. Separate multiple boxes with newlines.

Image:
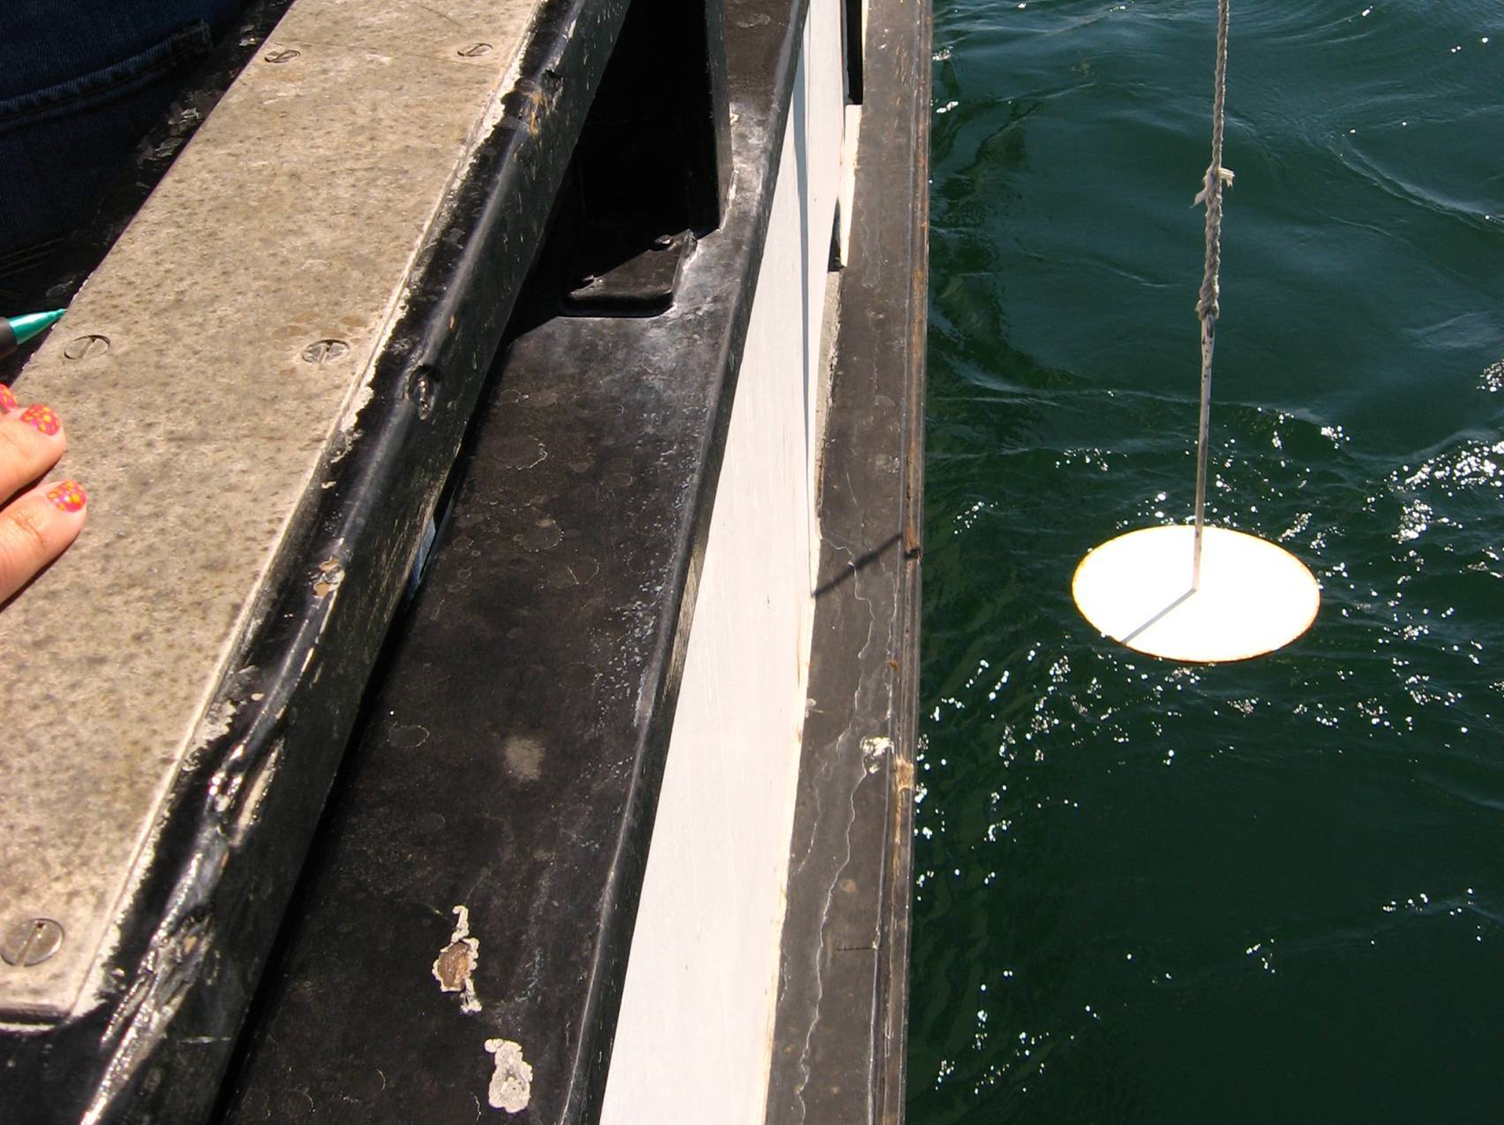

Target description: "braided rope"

left=1198, top=0, right=1232, bottom=320
left=1192, top=0, right=1231, bottom=590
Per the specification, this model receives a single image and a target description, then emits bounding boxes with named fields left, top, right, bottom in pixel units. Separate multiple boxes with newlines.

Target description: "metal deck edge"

left=764, top=0, right=931, bottom=1119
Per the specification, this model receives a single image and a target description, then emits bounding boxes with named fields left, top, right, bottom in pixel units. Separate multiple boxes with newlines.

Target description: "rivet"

left=457, top=42, right=493, bottom=57
left=264, top=48, right=301, bottom=64
left=62, top=334, right=110, bottom=361
left=0, top=918, right=64, bottom=968
left=301, top=339, right=351, bottom=365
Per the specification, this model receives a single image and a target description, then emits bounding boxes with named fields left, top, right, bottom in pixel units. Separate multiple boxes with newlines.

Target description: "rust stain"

left=432, top=905, right=481, bottom=1013
left=435, top=939, right=476, bottom=992
left=892, top=754, right=915, bottom=796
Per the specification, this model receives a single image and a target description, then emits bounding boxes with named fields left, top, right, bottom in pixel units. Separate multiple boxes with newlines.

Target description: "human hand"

left=0, top=385, right=87, bottom=604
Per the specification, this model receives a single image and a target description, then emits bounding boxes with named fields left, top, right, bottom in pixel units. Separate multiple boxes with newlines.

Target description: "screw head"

left=301, top=339, right=351, bottom=365
left=264, top=48, right=301, bottom=64
left=457, top=42, right=493, bottom=57
left=62, top=334, right=110, bottom=361
left=0, top=918, right=64, bottom=968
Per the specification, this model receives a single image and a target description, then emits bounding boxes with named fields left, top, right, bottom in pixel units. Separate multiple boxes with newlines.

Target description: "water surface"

left=911, top=1, right=1503, bottom=1120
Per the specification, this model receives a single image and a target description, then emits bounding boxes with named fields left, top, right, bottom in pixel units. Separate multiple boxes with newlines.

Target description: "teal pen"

left=0, top=309, right=66, bottom=360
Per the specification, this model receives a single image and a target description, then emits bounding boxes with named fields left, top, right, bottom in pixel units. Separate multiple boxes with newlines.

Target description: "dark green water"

left=909, top=1, right=1503, bottom=1121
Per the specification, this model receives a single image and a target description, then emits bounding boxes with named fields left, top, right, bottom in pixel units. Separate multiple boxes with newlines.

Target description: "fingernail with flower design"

left=19, top=404, right=61, bottom=436
left=0, top=385, right=16, bottom=414
left=46, top=481, right=87, bottom=513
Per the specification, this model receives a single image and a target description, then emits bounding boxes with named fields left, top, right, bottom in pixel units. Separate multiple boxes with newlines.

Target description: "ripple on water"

left=913, top=0, right=1504, bottom=1119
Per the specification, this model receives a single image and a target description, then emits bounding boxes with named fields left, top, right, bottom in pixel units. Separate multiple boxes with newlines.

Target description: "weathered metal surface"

left=764, top=0, right=930, bottom=1116
left=0, top=0, right=541, bottom=1022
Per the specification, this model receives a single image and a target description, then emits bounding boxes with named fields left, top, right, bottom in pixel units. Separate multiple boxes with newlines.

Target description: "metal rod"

left=1192, top=313, right=1215, bottom=591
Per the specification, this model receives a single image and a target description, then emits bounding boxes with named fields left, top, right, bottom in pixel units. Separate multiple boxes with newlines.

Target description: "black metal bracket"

left=560, top=0, right=730, bottom=315
left=564, top=228, right=694, bottom=314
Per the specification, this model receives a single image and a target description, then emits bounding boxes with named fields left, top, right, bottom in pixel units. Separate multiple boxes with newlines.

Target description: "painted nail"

left=19, top=405, right=61, bottom=436
left=46, top=481, right=87, bottom=513
left=0, top=385, right=16, bottom=414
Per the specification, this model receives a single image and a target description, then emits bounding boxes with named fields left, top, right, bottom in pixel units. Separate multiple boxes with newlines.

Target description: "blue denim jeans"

left=0, top=1, right=247, bottom=268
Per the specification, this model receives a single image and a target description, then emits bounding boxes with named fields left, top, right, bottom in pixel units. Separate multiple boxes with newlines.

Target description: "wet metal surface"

left=0, top=0, right=542, bottom=1019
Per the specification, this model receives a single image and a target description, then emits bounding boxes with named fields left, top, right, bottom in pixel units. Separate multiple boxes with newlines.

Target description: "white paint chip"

left=861, top=735, right=894, bottom=774
left=432, top=905, right=482, bottom=1014
left=484, top=1038, right=533, bottom=1113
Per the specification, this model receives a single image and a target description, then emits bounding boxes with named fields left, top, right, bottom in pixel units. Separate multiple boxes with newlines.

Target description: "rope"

left=1192, top=0, right=1232, bottom=591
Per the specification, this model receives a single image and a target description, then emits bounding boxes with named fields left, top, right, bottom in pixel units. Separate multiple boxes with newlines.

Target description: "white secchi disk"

left=1072, top=525, right=1320, bottom=662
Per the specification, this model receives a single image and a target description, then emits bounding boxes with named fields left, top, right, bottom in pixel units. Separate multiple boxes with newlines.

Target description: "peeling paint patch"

left=191, top=700, right=238, bottom=771
left=432, top=905, right=481, bottom=1013
left=484, top=1038, right=532, bottom=1113
left=312, top=555, right=345, bottom=598
left=861, top=735, right=893, bottom=774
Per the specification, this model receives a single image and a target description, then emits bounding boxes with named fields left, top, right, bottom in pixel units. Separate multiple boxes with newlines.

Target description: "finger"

left=0, top=404, right=68, bottom=503
left=0, top=479, right=87, bottom=603
left=0, top=385, right=17, bottom=414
